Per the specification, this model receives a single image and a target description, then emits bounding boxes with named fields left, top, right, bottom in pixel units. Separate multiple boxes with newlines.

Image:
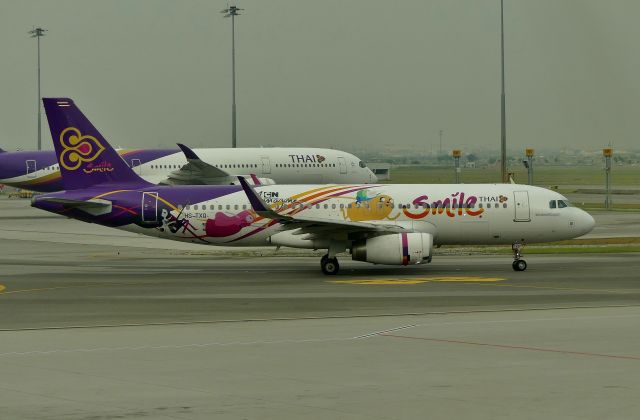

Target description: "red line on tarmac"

left=381, top=334, right=640, bottom=361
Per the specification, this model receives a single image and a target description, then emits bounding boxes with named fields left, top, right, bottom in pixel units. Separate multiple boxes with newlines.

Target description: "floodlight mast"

left=500, top=0, right=507, bottom=182
left=29, top=27, right=47, bottom=151
left=222, top=6, right=243, bottom=148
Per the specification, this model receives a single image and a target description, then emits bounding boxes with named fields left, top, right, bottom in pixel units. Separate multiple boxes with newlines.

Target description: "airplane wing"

left=160, top=143, right=230, bottom=185
left=36, top=197, right=112, bottom=216
left=238, top=176, right=406, bottom=235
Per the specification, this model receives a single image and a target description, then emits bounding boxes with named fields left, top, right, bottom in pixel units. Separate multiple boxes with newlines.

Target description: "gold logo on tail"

left=59, top=127, right=106, bottom=171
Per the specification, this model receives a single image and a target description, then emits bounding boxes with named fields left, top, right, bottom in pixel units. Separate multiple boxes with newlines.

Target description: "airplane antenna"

left=221, top=5, right=243, bottom=149
left=28, top=26, right=47, bottom=151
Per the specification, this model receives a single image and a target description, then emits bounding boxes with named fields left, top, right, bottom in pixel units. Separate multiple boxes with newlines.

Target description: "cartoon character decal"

left=342, top=189, right=399, bottom=221
left=205, top=210, right=256, bottom=237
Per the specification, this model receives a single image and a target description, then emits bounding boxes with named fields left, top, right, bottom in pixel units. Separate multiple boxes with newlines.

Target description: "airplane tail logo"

left=59, top=127, right=106, bottom=171
left=43, top=97, right=152, bottom=190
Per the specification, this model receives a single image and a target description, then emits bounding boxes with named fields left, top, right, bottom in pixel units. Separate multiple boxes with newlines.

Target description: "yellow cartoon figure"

left=342, top=190, right=399, bottom=221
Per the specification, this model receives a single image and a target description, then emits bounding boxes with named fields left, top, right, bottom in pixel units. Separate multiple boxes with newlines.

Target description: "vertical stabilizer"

left=42, top=98, right=151, bottom=190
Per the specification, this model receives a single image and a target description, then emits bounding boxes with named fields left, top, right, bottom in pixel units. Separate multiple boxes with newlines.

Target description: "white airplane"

left=0, top=110, right=376, bottom=192
left=33, top=97, right=597, bottom=275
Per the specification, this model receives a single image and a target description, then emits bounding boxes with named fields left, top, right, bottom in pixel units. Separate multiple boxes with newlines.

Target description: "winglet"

left=237, top=176, right=284, bottom=220
left=176, top=143, right=200, bottom=161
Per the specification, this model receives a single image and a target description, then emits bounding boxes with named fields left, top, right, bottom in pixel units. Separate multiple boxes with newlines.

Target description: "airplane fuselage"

left=0, top=147, right=376, bottom=191
left=33, top=183, right=595, bottom=248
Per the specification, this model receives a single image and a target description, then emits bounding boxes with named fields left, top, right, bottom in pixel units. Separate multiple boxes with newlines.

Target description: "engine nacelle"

left=351, top=233, right=433, bottom=265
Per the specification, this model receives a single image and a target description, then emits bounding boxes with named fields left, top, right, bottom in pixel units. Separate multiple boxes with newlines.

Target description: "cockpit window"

left=550, top=199, right=571, bottom=209
left=359, top=161, right=367, bottom=168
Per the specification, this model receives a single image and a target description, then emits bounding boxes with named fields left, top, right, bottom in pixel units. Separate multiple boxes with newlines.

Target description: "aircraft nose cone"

left=580, top=210, right=596, bottom=235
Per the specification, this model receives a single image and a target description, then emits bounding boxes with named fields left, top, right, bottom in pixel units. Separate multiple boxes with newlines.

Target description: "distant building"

left=368, top=162, right=391, bottom=180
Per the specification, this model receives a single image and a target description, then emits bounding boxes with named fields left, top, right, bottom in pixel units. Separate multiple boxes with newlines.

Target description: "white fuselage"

left=136, top=148, right=376, bottom=185
left=0, top=147, right=376, bottom=191
left=123, top=184, right=595, bottom=248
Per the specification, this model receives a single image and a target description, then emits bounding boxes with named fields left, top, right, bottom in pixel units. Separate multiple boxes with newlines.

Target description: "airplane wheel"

left=512, top=260, right=527, bottom=271
left=321, top=256, right=340, bottom=275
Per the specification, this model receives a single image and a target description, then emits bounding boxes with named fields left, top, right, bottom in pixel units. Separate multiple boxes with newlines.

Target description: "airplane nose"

left=580, top=210, right=596, bottom=235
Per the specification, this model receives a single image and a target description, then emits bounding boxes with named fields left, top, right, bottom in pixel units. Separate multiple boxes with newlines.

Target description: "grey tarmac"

left=1, top=198, right=639, bottom=419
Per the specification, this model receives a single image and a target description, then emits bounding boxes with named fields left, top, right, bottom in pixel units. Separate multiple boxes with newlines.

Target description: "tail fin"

left=42, top=98, right=151, bottom=190
left=0, top=147, right=5, bottom=153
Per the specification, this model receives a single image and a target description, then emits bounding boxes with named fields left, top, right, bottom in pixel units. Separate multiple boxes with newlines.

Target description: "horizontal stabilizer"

left=35, top=197, right=112, bottom=216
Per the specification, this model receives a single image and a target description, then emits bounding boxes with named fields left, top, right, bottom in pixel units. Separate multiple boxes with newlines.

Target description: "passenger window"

left=503, top=203, right=507, bottom=208
left=186, top=205, right=191, bottom=210
left=210, top=205, right=214, bottom=210
left=194, top=205, right=198, bottom=210
left=549, top=200, right=556, bottom=209
left=218, top=205, right=222, bottom=210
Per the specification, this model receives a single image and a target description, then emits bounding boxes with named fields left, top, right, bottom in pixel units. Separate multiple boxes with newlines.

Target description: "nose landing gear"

left=512, top=242, right=527, bottom=271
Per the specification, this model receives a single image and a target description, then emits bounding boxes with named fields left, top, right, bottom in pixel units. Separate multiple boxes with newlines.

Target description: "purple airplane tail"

left=42, top=98, right=152, bottom=190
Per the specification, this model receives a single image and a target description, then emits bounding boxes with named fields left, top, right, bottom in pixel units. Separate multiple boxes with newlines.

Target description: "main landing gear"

left=321, top=254, right=340, bottom=275
left=511, top=242, right=527, bottom=271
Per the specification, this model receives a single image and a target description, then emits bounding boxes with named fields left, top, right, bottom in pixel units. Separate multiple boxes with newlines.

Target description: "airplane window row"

left=150, top=163, right=259, bottom=169
left=151, top=164, right=183, bottom=169
left=175, top=201, right=508, bottom=213
left=180, top=204, right=250, bottom=211
left=275, top=163, right=336, bottom=168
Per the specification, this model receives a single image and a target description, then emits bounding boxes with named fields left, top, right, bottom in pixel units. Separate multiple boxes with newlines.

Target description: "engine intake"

left=352, top=233, right=433, bottom=265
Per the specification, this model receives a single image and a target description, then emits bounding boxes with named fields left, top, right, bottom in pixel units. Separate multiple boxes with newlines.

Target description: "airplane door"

left=261, top=157, right=271, bottom=174
left=131, top=158, right=142, bottom=175
left=338, top=157, right=347, bottom=174
left=142, top=192, right=158, bottom=222
left=513, top=191, right=531, bottom=222
left=26, top=160, right=37, bottom=178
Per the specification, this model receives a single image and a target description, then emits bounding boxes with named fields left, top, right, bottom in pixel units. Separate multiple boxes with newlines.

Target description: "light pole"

left=452, top=149, right=462, bottom=183
left=222, top=6, right=243, bottom=148
left=523, top=148, right=534, bottom=185
left=29, top=27, right=47, bottom=151
left=500, top=0, right=507, bottom=182
left=603, top=148, right=613, bottom=209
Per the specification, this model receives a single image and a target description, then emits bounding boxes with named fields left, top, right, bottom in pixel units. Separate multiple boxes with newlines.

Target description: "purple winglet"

left=237, top=176, right=270, bottom=213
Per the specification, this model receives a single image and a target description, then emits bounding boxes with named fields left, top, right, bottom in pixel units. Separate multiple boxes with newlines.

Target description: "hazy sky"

left=1, top=0, right=639, bottom=154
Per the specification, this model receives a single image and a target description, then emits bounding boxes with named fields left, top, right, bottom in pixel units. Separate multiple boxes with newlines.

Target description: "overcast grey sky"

left=1, top=0, right=639, bottom=153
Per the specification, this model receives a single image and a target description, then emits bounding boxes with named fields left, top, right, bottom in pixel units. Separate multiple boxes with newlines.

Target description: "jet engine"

left=351, top=232, right=433, bottom=265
